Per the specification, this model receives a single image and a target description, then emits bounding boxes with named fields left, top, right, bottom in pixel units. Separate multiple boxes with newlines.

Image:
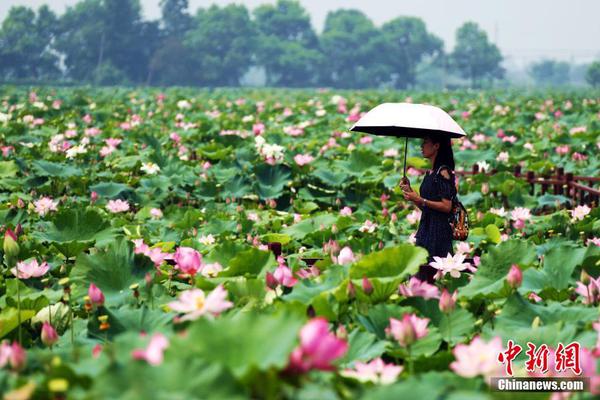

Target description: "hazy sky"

left=2, top=0, right=599, bottom=67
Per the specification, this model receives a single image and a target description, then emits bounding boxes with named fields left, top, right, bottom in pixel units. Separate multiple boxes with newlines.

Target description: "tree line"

left=3, top=0, right=594, bottom=89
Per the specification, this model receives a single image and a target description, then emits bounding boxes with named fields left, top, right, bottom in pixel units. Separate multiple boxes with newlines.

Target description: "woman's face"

left=421, top=137, right=439, bottom=159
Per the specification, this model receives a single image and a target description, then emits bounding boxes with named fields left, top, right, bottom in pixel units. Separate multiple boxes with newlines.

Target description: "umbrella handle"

left=403, top=136, right=408, bottom=178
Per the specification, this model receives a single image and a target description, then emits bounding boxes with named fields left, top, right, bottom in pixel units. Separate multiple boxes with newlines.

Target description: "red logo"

left=497, top=341, right=581, bottom=376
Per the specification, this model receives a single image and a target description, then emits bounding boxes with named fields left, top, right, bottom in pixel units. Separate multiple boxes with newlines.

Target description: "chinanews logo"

left=490, top=340, right=589, bottom=392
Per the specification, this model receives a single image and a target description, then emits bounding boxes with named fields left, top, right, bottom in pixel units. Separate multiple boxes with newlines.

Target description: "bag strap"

left=434, top=164, right=458, bottom=204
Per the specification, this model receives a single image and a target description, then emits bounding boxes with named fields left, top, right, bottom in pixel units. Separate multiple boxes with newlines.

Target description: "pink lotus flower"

left=555, top=145, right=570, bottom=155
left=41, top=322, right=59, bottom=346
left=406, top=209, right=421, bottom=225
left=386, top=314, right=429, bottom=347
left=507, top=264, right=523, bottom=288
left=383, top=148, right=398, bottom=157
left=106, top=199, right=130, bottom=213
left=341, top=357, right=403, bottom=384
left=359, top=136, right=373, bottom=145
left=528, top=292, right=542, bottom=302
left=252, top=123, right=265, bottom=135
left=0, top=341, right=26, bottom=371
left=575, top=276, right=600, bottom=305
left=294, top=153, right=314, bottom=166
left=340, top=206, right=353, bottom=216
left=398, top=277, right=440, bottom=299
left=450, top=335, right=504, bottom=380
left=272, top=262, right=298, bottom=288
left=296, top=265, right=320, bottom=280
left=168, top=285, right=233, bottom=322
left=201, top=262, right=223, bottom=278
left=571, top=205, right=591, bottom=221
left=455, top=241, right=472, bottom=255
left=88, top=283, right=105, bottom=306
left=150, top=208, right=163, bottom=219
left=439, top=288, right=457, bottom=313
left=287, top=317, right=348, bottom=373
left=174, top=247, right=203, bottom=276
left=359, top=220, right=377, bottom=233
left=336, top=247, right=356, bottom=266
left=587, top=237, right=600, bottom=247
left=34, top=196, right=58, bottom=217
left=132, top=333, right=169, bottom=366
left=429, top=253, right=473, bottom=279
left=11, top=259, right=50, bottom=279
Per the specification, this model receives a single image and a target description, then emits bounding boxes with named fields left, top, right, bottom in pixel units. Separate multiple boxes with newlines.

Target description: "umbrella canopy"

left=349, top=102, right=467, bottom=178
left=349, top=102, right=467, bottom=139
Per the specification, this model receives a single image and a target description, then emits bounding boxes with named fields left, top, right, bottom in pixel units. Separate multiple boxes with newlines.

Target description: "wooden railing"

left=415, top=165, right=599, bottom=208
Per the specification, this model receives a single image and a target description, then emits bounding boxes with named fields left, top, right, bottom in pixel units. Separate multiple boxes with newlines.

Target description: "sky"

left=2, top=0, right=599, bottom=68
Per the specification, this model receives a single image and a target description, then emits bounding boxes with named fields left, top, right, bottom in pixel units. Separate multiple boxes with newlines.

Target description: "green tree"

left=450, top=22, right=504, bottom=88
left=253, top=0, right=323, bottom=87
left=585, top=61, right=600, bottom=87
left=55, top=0, right=159, bottom=84
left=381, top=17, right=444, bottom=89
left=320, top=9, right=392, bottom=88
left=160, top=0, right=192, bottom=39
left=0, top=5, right=60, bottom=80
left=184, top=4, right=256, bottom=86
left=528, top=59, right=571, bottom=86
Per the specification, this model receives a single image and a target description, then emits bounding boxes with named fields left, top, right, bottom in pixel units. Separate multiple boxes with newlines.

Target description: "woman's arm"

left=412, top=195, right=452, bottom=214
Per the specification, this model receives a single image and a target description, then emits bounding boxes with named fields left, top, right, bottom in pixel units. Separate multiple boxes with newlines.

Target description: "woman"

left=400, top=135, right=457, bottom=283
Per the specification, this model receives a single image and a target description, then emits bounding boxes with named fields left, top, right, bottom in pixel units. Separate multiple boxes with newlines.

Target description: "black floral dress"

left=414, top=166, right=457, bottom=282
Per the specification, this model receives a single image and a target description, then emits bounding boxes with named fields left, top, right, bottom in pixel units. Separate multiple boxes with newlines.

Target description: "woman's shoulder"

left=435, top=165, right=454, bottom=177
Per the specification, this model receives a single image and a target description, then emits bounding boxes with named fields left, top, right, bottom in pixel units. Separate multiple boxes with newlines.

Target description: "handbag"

left=434, top=165, right=469, bottom=241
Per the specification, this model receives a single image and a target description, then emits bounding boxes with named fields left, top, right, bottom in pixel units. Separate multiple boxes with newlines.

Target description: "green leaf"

left=339, top=329, right=388, bottom=367
left=172, top=308, right=305, bottom=378
left=254, top=164, right=291, bottom=199
left=219, top=247, right=274, bottom=278
left=32, top=160, right=82, bottom=178
left=483, top=293, right=598, bottom=346
left=0, top=161, right=18, bottom=178
left=32, top=208, right=116, bottom=258
left=70, top=238, right=153, bottom=306
left=261, top=233, right=292, bottom=246
left=437, top=308, right=476, bottom=345
left=349, top=244, right=428, bottom=279
left=484, top=224, right=501, bottom=244
left=89, top=182, right=132, bottom=198
left=281, top=213, right=337, bottom=240
left=0, top=308, right=36, bottom=339
left=521, top=244, right=587, bottom=292
left=459, top=240, right=537, bottom=299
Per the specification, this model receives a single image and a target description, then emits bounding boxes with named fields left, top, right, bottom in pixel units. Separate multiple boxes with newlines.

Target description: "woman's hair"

left=428, top=134, right=455, bottom=172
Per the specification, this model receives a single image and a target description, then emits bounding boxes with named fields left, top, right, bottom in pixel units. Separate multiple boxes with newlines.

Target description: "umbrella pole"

left=403, top=136, right=408, bottom=178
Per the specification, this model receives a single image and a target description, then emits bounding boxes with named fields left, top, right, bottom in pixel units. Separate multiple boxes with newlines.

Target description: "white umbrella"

left=349, top=102, right=467, bottom=177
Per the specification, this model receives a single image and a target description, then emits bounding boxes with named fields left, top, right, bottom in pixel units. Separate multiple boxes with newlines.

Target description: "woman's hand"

left=402, top=187, right=420, bottom=203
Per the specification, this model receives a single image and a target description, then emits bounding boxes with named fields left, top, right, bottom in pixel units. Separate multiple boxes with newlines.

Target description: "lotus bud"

left=41, top=321, right=59, bottom=347
left=439, top=289, right=457, bottom=313
left=362, top=276, right=374, bottom=295
left=507, top=264, right=522, bottom=289
left=266, top=272, right=278, bottom=290
left=88, top=283, right=105, bottom=307
left=581, top=270, right=591, bottom=285
left=3, top=228, right=19, bottom=263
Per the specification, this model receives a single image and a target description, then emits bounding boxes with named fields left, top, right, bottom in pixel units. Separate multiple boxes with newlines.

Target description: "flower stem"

left=16, top=272, right=22, bottom=345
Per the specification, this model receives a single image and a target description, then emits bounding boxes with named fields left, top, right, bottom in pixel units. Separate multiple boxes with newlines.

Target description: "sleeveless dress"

left=414, top=166, right=457, bottom=282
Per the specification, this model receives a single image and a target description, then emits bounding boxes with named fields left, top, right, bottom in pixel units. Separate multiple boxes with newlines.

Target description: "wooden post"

left=565, top=173, right=575, bottom=204
left=526, top=171, right=535, bottom=195
left=541, top=173, right=550, bottom=195
left=267, top=242, right=282, bottom=258
left=514, top=165, right=522, bottom=178
left=555, top=167, right=564, bottom=195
